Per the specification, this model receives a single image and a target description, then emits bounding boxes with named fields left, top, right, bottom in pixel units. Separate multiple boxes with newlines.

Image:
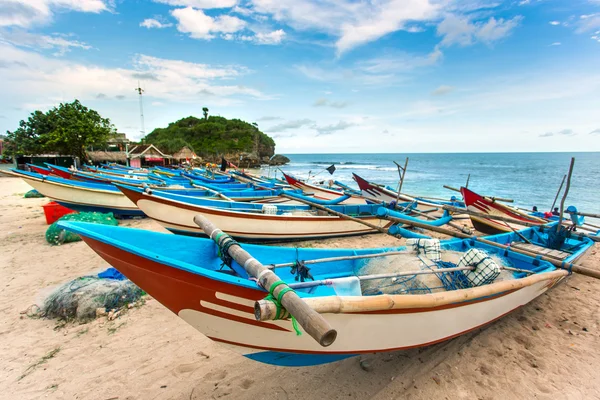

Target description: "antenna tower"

left=135, top=82, right=145, bottom=137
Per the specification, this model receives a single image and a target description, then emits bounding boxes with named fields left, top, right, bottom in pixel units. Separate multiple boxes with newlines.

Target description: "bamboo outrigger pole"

left=193, top=215, right=337, bottom=347
left=550, top=174, right=567, bottom=212
left=557, top=158, right=575, bottom=232
left=394, top=158, right=409, bottom=205
left=377, top=212, right=600, bottom=279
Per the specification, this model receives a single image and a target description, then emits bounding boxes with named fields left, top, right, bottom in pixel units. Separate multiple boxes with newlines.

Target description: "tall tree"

left=202, top=107, right=209, bottom=120
left=5, top=100, right=115, bottom=161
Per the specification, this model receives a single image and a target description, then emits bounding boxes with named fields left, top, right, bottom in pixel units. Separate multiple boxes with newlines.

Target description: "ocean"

left=260, top=152, right=600, bottom=214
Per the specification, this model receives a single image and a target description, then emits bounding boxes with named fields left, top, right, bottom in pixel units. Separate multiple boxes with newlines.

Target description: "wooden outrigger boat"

left=117, top=184, right=401, bottom=240
left=10, top=170, right=295, bottom=216
left=12, top=169, right=144, bottom=216
left=283, top=172, right=367, bottom=205
left=58, top=220, right=597, bottom=366
left=353, top=173, right=465, bottom=208
left=461, top=187, right=546, bottom=234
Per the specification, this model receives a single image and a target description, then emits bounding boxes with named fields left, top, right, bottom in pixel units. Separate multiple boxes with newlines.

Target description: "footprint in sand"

left=239, top=379, right=254, bottom=389
left=203, top=370, right=228, bottom=381
left=174, top=362, right=203, bottom=375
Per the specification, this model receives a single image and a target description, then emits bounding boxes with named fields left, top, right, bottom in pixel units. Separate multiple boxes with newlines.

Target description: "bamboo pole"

left=465, top=174, right=470, bottom=188
left=193, top=215, right=337, bottom=347
left=394, top=158, right=409, bottom=205
left=557, top=158, right=575, bottom=232
left=256, top=270, right=567, bottom=319
left=550, top=174, right=566, bottom=211
left=278, top=193, right=392, bottom=235
left=364, top=196, right=472, bottom=234
left=377, top=212, right=600, bottom=279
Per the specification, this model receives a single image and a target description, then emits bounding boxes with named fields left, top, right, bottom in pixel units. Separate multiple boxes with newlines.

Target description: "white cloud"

left=264, top=119, right=314, bottom=132
left=334, top=0, right=439, bottom=55
left=313, top=98, right=349, bottom=108
left=0, top=42, right=265, bottom=111
left=576, top=13, right=600, bottom=34
left=140, top=18, right=173, bottom=29
left=171, top=7, right=246, bottom=40
left=0, top=0, right=108, bottom=28
left=438, top=14, right=523, bottom=47
left=550, top=42, right=561, bottom=46
left=314, top=120, right=355, bottom=136
left=0, top=29, right=91, bottom=55
left=254, top=29, right=285, bottom=44
left=250, top=0, right=442, bottom=55
left=154, top=0, right=237, bottom=8
left=431, top=85, right=454, bottom=95
left=549, top=21, right=560, bottom=26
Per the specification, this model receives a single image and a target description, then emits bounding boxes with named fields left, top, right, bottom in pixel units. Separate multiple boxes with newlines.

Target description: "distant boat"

left=353, top=173, right=464, bottom=208
left=460, top=187, right=546, bottom=234
left=282, top=172, right=366, bottom=205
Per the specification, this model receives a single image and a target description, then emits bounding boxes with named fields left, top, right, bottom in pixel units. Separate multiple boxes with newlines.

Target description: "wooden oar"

left=278, top=193, right=392, bottom=235
left=377, top=213, right=600, bottom=279
left=193, top=215, right=337, bottom=347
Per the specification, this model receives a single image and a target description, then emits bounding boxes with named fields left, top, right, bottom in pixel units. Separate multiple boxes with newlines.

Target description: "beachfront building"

left=128, top=144, right=172, bottom=168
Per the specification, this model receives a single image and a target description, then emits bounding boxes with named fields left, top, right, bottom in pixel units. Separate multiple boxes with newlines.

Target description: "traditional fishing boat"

left=27, top=163, right=52, bottom=175
left=283, top=172, right=367, bottom=205
left=353, top=173, right=464, bottom=208
left=58, top=220, right=593, bottom=366
left=461, top=187, right=546, bottom=234
left=12, top=169, right=143, bottom=216
left=117, top=184, right=403, bottom=240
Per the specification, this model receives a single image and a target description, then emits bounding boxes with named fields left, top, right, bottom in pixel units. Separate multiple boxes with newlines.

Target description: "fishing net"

left=547, top=225, right=568, bottom=250
left=45, top=212, right=118, bottom=246
left=24, top=189, right=45, bottom=198
left=42, top=269, right=145, bottom=322
left=357, top=249, right=514, bottom=296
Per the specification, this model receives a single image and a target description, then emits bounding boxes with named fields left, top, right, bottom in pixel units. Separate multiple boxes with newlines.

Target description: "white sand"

left=1, top=176, right=599, bottom=399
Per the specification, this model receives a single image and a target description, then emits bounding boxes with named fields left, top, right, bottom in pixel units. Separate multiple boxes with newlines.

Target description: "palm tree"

left=202, top=107, right=209, bottom=120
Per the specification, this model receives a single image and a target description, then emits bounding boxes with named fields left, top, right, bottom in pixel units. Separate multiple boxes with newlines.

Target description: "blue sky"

left=0, top=0, right=599, bottom=153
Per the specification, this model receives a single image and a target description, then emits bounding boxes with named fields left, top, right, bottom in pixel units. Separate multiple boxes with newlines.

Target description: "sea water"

left=260, top=152, right=600, bottom=214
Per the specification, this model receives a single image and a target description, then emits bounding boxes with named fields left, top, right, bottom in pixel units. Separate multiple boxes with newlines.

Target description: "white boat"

left=118, top=184, right=393, bottom=240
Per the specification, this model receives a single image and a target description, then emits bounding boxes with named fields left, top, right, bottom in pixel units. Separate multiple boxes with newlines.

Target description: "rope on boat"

left=214, top=232, right=239, bottom=270
left=291, top=249, right=314, bottom=282
left=262, top=280, right=302, bottom=335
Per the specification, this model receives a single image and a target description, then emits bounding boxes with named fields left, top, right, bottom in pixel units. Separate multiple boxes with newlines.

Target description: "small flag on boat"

left=220, top=157, right=228, bottom=172
left=326, top=164, right=336, bottom=175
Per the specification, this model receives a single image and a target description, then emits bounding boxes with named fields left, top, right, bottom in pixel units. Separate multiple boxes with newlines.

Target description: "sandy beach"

left=1, top=176, right=599, bottom=400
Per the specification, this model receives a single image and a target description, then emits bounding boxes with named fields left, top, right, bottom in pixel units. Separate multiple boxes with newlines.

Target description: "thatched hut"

left=87, top=151, right=127, bottom=164
left=172, top=146, right=198, bottom=163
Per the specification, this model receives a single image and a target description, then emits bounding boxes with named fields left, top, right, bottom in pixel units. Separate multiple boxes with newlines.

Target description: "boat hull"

left=461, top=187, right=544, bottom=234
left=77, top=233, right=564, bottom=366
left=121, top=186, right=391, bottom=240
left=19, top=175, right=143, bottom=216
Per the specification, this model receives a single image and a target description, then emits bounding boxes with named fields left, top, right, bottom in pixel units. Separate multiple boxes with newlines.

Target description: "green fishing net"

left=45, top=212, right=118, bottom=246
left=24, top=189, right=45, bottom=198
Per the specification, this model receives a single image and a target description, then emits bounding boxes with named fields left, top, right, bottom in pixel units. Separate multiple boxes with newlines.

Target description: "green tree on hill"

left=144, top=114, right=275, bottom=159
left=4, top=100, right=115, bottom=161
